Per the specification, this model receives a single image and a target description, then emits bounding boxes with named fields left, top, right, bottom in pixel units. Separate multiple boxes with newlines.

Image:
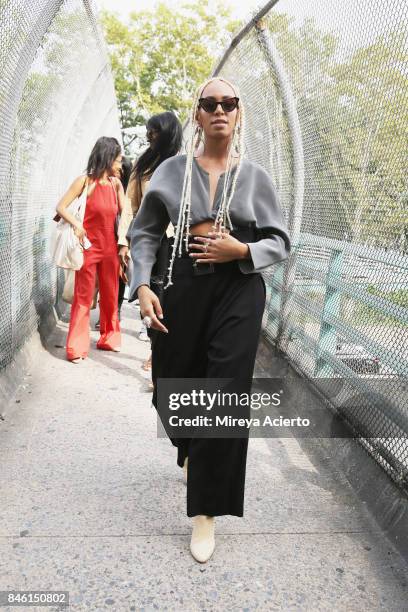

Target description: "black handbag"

left=146, top=234, right=170, bottom=340
left=150, top=235, right=170, bottom=300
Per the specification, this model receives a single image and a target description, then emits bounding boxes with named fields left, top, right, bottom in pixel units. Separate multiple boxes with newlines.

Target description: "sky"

left=95, top=0, right=405, bottom=60
left=96, top=0, right=264, bottom=21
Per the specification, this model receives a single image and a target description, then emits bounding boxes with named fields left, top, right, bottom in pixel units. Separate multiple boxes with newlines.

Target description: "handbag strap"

left=76, top=176, right=89, bottom=223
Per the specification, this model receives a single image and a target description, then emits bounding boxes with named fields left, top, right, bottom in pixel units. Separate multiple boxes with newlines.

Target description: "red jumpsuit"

left=66, top=179, right=121, bottom=360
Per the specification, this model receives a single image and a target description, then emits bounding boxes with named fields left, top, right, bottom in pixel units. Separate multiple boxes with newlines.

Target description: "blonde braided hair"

left=164, top=77, right=246, bottom=289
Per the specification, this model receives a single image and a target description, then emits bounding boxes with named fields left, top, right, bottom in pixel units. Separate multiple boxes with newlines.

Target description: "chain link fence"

left=0, top=0, right=121, bottom=370
left=212, top=0, right=408, bottom=490
left=1, top=0, right=407, bottom=491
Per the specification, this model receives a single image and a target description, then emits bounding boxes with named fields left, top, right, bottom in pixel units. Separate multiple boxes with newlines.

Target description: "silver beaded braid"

left=164, top=77, right=246, bottom=289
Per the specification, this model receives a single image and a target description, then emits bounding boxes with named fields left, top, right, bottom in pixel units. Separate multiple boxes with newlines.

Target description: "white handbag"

left=52, top=177, right=89, bottom=270
left=61, top=268, right=99, bottom=308
left=62, top=268, right=76, bottom=303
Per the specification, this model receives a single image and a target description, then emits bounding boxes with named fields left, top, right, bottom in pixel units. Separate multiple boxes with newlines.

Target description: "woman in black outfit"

left=128, top=78, right=291, bottom=563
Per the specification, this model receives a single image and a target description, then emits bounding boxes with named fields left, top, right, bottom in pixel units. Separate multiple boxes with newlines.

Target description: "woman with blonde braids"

left=128, top=78, right=291, bottom=563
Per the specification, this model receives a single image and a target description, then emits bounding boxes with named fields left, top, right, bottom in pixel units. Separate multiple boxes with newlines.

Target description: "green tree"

left=323, top=31, right=408, bottom=249
left=262, top=14, right=407, bottom=250
left=101, top=1, right=239, bottom=132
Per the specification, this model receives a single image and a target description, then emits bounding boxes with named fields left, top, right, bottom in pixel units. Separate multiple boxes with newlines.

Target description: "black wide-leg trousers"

left=151, top=228, right=266, bottom=517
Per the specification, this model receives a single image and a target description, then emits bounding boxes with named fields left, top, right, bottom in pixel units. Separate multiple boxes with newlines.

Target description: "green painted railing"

left=263, top=233, right=408, bottom=380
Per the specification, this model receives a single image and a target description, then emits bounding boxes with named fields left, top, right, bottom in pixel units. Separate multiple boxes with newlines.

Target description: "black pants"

left=146, top=235, right=170, bottom=342
left=151, top=227, right=266, bottom=517
left=118, top=276, right=126, bottom=311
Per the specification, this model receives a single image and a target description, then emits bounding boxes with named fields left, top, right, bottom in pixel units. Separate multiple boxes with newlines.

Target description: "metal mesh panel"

left=213, top=0, right=408, bottom=488
left=0, top=0, right=121, bottom=369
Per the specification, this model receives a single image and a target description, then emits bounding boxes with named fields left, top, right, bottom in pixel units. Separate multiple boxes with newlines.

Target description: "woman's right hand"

left=138, top=285, right=168, bottom=333
left=118, top=246, right=130, bottom=283
left=119, top=245, right=130, bottom=268
left=74, top=225, right=86, bottom=245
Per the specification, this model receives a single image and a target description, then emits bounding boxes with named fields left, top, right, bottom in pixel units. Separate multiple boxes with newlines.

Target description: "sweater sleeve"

left=238, top=167, right=291, bottom=274
left=117, top=193, right=134, bottom=247
left=117, top=176, right=150, bottom=247
left=127, top=191, right=170, bottom=301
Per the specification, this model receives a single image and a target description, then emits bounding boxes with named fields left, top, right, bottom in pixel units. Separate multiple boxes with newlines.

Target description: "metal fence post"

left=255, top=19, right=304, bottom=350
left=265, top=263, right=284, bottom=334
left=314, top=248, right=344, bottom=377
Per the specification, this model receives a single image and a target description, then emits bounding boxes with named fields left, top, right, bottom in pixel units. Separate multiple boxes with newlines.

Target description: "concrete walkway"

left=0, top=302, right=407, bottom=611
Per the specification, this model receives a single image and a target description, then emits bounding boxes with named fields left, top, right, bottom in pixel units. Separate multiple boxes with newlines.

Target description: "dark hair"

left=131, top=111, right=182, bottom=183
left=86, top=136, right=122, bottom=180
left=120, top=156, right=133, bottom=192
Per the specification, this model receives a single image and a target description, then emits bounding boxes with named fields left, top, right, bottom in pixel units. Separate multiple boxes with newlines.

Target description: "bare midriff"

left=188, top=219, right=230, bottom=236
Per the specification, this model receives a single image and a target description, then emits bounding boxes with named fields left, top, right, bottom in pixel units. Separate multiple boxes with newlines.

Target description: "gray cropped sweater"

left=127, top=154, right=291, bottom=297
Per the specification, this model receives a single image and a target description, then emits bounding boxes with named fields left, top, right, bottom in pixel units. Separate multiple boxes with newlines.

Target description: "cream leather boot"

left=190, top=515, right=215, bottom=563
left=183, top=457, right=188, bottom=483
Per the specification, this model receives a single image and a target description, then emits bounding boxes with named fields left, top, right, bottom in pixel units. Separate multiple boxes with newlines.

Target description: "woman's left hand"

left=189, top=230, right=249, bottom=264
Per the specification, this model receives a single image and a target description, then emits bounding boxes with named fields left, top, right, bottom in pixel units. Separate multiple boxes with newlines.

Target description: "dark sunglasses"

left=198, top=97, right=239, bottom=113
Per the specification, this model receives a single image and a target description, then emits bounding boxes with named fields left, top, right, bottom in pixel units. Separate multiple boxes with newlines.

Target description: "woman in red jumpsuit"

left=56, top=137, right=125, bottom=362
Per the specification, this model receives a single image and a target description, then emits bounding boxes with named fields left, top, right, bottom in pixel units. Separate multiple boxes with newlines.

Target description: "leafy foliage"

left=101, top=1, right=239, bottom=129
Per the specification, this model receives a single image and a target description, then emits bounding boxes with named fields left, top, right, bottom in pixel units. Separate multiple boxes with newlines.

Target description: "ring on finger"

left=143, top=315, right=152, bottom=328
